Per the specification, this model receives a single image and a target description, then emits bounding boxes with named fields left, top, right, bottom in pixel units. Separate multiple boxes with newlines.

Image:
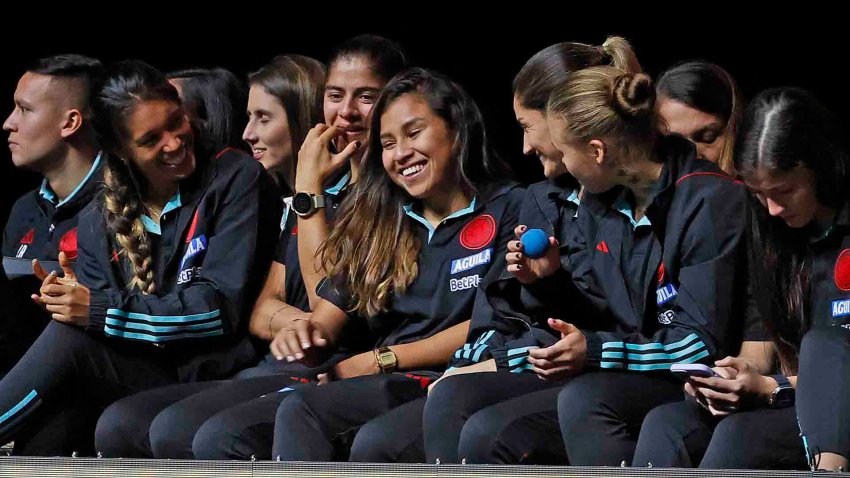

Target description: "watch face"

left=377, top=350, right=397, bottom=371
left=773, top=387, right=796, bottom=408
left=292, top=193, right=313, bottom=215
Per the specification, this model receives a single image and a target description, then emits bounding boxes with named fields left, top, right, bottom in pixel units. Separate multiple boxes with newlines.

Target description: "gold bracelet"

left=268, top=304, right=291, bottom=338
left=373, top=348, right=382, bottom=373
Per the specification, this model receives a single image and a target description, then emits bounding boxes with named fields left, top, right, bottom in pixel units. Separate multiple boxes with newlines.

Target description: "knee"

left=639, top=404, right=680, bottom=443
left=95, top=400, right=146, bottom=458
left=149, top=405, right=196, bottom=459
left=457, top=408, right=505, bottom=464
left=192, top=413, right=246, bottom=460
left=423, top=376, right=477, bottom=422
left=271, top=392, right=312, bottom=450
left=556, top=381, right=595, bottom=433
left=275, top=391, right=310, bottom=428
left=349, top=420, right=393, bottom=462
left=710, top=414, right=749, bottom=449
left=699, top=414, right=751, bottom=468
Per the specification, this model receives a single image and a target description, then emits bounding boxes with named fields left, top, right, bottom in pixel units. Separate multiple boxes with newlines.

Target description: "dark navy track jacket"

left=76, top=148, right=281, bottom=381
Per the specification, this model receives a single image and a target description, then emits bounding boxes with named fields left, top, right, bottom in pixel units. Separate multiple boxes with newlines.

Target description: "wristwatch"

left=768, top=374, right=795, bottom=409
left=374, top=346, right=398, bottom=374
left=292, top=192, right=327, bottom=218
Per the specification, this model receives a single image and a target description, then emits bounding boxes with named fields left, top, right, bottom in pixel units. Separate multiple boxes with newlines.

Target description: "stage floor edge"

left=0, top=457, right=847, bottom=477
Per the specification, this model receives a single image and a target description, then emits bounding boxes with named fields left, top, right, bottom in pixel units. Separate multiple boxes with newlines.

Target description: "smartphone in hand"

left=670, top=363, right=721, bottom=379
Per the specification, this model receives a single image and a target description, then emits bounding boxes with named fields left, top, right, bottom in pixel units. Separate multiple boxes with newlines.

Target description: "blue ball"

left=521, top=228, right=549, bottom=259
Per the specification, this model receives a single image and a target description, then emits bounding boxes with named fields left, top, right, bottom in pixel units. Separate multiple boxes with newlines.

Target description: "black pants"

left=348, top=397, right=427, bottom=463
left=95, top=380, right=220, bottom=458
left=798, top=327, right=850, bottom=465
left=11, top=396, right=104, bottom=457
left=423, top=371, right=563, bottom=464
left=0, top=321, right=176, bottom=451
left=0, top=274, right=49, bottom=377
left=95, top=356, right=338, bottom=459
left=557, top=371, right=683, bottom=466
left=97, top=376, right=308, bottom=459
left=633, top=398, right=805, bottom=469
left=272, top=373, right=432, bottom=461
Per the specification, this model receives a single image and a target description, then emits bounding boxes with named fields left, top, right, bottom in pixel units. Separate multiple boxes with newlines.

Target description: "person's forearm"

left=296, top=214, right=331, bottom=311
left=249, top=297, right=309, bottom=341
left=737, top=341, right=776, bottom=375
left=391, top=321, right=471, bottom=371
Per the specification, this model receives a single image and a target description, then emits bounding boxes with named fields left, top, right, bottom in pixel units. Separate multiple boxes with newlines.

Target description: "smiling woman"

left=380, top=93, right=468, bottom=216
left=0, top=60, right=281, bottom=452
left=268, top=68, right=522, bottom=463
left=243, top=55, right=325, bottom=193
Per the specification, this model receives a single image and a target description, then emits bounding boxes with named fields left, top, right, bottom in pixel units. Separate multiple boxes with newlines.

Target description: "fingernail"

left=275, top=355, right=283, bottom=361
left=354, top=141, right=361, bottom=148
left=516, top=265, right=523, bottom=270
left=295, top=353, right=304, bottom=360
left=302, top=343, right=311, bottom=349
left=286, top=356, right=295, bottom=362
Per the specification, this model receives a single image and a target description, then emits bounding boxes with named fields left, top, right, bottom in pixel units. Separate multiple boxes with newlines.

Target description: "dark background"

left=1, top=14, right=843, bottom=228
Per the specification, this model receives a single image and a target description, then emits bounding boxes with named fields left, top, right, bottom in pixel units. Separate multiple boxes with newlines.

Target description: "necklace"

left=144, top=202, right=162, bottom=219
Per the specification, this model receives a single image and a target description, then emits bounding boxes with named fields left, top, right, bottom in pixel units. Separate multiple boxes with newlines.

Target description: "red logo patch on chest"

left=20, top=228, right=35, bottom=245
left=59, top=227, right=78, bottom=260
left=459, top=214, right=496, bottom=250
left=836, top=249, right=850, bottom=291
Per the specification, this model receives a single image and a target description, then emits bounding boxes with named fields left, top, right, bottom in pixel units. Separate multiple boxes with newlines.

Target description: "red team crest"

left=835, top=249, right=850, bottom=291
left=460, top=214, right=496, bottom=250
left=59, top=227, right=79, bottom=260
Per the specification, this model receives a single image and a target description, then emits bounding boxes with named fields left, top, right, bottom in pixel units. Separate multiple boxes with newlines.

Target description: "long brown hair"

left=735, top=88, right=850, bottom=373
left=93, top=60, right=185, bottom=294
left=248, top=55, right=326, bottom=190
left=319, top=68, right=510, bottom=316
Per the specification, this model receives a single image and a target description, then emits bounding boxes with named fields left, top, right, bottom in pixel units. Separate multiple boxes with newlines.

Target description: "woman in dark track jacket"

left=0, top=60, right=280, bottom=446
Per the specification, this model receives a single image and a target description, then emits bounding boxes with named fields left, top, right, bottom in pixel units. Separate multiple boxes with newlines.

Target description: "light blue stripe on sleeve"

left=508, top=356, right=528, bottom=367
left=106, top=308, right=221, bottom=324
left=623, top=342, right=707, bottom=362
left=602, top=333, right=700, bottom=352
left=105, top=318, right=223, bottom=334
left=625, top=351, right=710, bottom=371
left=474, top=330, right=495, bottom=347
left=472, top=345, right=489, bottom=362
